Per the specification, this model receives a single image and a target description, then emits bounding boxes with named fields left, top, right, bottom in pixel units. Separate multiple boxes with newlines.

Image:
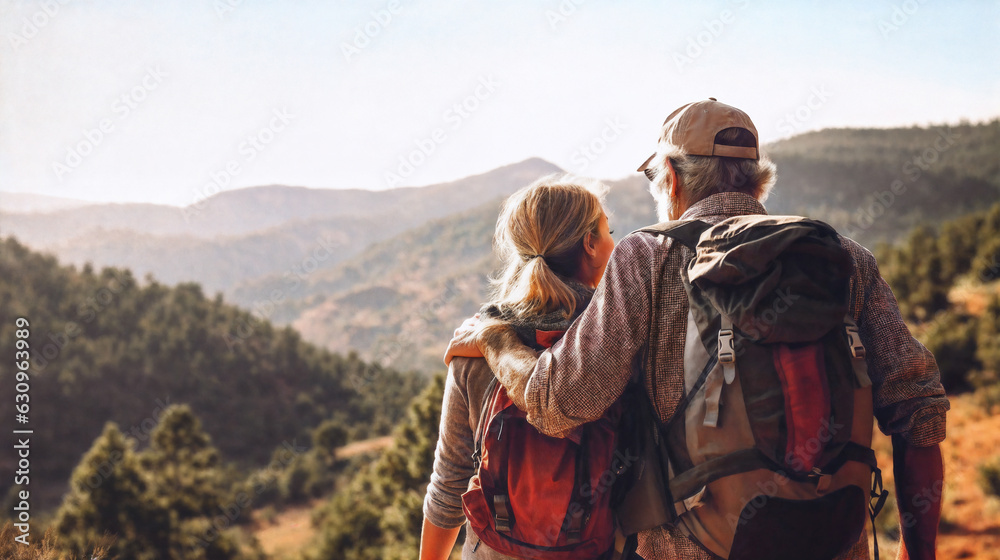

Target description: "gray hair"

left=648, top=127, right=777, bottom=213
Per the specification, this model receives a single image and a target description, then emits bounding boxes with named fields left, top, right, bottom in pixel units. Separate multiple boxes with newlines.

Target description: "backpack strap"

left=668, top=448, right=776, bottom=500
left=844, top=316, right=872, bottom=388
left=472, top=377, right=517, bottom=534
left=471, top=377, right=499, bottom=470
left=704, top=315, right=738, bottom=428
left=635, top=219, right=712, bottom=249
left=869, top=465, right=890, bottom=560
left=817, top=441, right=889, bottom=560
left=563, top=428, right=592, bottom=543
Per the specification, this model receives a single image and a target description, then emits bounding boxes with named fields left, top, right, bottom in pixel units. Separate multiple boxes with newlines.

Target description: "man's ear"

left=665, top=159, right=680, bottom=199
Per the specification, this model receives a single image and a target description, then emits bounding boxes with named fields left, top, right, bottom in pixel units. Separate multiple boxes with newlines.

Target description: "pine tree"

left=312, top=419, right=349, bottom=464
left=54, top=423, right=170, bottom=560
left=140, top=405, right=229, bottom=519
left=54, top=413, right=263, bottom=559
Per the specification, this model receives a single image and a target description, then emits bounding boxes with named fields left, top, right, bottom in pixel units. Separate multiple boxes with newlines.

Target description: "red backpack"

left=461, top=330, right=623, bottom=560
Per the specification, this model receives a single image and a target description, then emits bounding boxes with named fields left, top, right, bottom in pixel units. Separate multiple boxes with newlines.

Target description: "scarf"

left=480, top=280, right=595, bottom=350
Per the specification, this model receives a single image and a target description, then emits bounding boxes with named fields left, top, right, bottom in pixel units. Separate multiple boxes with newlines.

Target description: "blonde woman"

left=420, top=175, right=615, bottom=560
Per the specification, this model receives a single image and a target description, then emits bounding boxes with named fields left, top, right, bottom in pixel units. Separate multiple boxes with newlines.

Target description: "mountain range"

left=3, top=120, right=998, bottom=373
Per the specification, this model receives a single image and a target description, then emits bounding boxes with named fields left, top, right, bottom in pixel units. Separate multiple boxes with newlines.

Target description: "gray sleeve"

left=423, top=358, right=479, bottom=529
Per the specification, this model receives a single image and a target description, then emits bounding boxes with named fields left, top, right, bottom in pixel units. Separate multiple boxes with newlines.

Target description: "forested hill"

left=766, top=120, right=1000, bottom=243
left=0, top=238, right=424, bottom=510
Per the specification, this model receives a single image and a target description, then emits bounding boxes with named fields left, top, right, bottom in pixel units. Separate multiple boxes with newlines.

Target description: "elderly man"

left=447, top=99, right=948, bottom=560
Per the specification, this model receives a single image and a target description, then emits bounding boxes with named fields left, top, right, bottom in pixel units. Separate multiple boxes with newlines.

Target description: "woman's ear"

left=582, top=231, right=598, bottom=259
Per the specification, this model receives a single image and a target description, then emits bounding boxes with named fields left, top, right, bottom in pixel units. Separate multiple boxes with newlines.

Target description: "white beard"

left=650, top=184, right=677, bottom=222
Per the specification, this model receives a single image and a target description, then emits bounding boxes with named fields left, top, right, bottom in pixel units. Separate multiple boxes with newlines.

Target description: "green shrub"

left=976, top=295, right=1000, bottom=374
left=979, top=456, right=1000, bottom=498
left=975, top=384, right=1000, bottom=412
left=919, top=310, right=980, bottom=392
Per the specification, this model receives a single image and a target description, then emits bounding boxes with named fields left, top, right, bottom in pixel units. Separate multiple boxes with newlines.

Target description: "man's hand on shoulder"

left=443, top=314, right=485, bottom=365
left=442, top=314, right=541, bottom=412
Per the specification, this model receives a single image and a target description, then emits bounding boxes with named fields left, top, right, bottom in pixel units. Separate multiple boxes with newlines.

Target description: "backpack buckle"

left=807, top=467, right=835, bottom=493
left=718, top=329, right=736, bottom=364
left=845, top=323, right=866, bottom=359
left=493, top=494, right=513, bottom=533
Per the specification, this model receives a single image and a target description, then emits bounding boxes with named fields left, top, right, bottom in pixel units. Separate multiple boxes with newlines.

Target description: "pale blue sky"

left=1, top=0, right=997, bottom=206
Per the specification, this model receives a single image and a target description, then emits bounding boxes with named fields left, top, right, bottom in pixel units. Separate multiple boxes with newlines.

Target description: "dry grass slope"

left=870, top=393, right=1000, bottom=559
left=0, top=523, right=114, bottom=560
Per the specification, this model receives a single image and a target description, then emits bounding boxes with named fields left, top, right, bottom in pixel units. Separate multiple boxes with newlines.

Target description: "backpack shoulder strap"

left=471, top=376, right=499, bottom=468
left=635, top=219, right=712, bottom=249
left=475, top=376, right=499, bottom=441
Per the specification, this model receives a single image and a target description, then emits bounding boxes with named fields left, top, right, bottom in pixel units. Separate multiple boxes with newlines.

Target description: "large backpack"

left=461, top=330, right=624, bottom=560
left=619, top=215, right=888, bottom=560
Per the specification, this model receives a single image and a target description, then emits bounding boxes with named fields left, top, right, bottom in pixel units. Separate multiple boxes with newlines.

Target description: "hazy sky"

left=1, top=0, right=998, bottom=206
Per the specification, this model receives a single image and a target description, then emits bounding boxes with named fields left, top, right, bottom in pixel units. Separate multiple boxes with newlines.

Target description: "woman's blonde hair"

left=489, top=174, right=608, bottom=319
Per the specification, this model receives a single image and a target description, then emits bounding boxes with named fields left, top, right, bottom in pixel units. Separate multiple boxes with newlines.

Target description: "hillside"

left=0, top=238, right=423, bottom=511
left=277, top=175, right=658, bottom=372
left=43, top=214, right=398, bottom=296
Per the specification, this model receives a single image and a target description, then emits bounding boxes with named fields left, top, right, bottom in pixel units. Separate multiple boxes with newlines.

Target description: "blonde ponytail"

left=489, top=175, right=608, bottom=319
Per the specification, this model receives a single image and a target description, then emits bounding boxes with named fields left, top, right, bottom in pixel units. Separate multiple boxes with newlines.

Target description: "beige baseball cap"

left=637, top=97, right=759, bottom=173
